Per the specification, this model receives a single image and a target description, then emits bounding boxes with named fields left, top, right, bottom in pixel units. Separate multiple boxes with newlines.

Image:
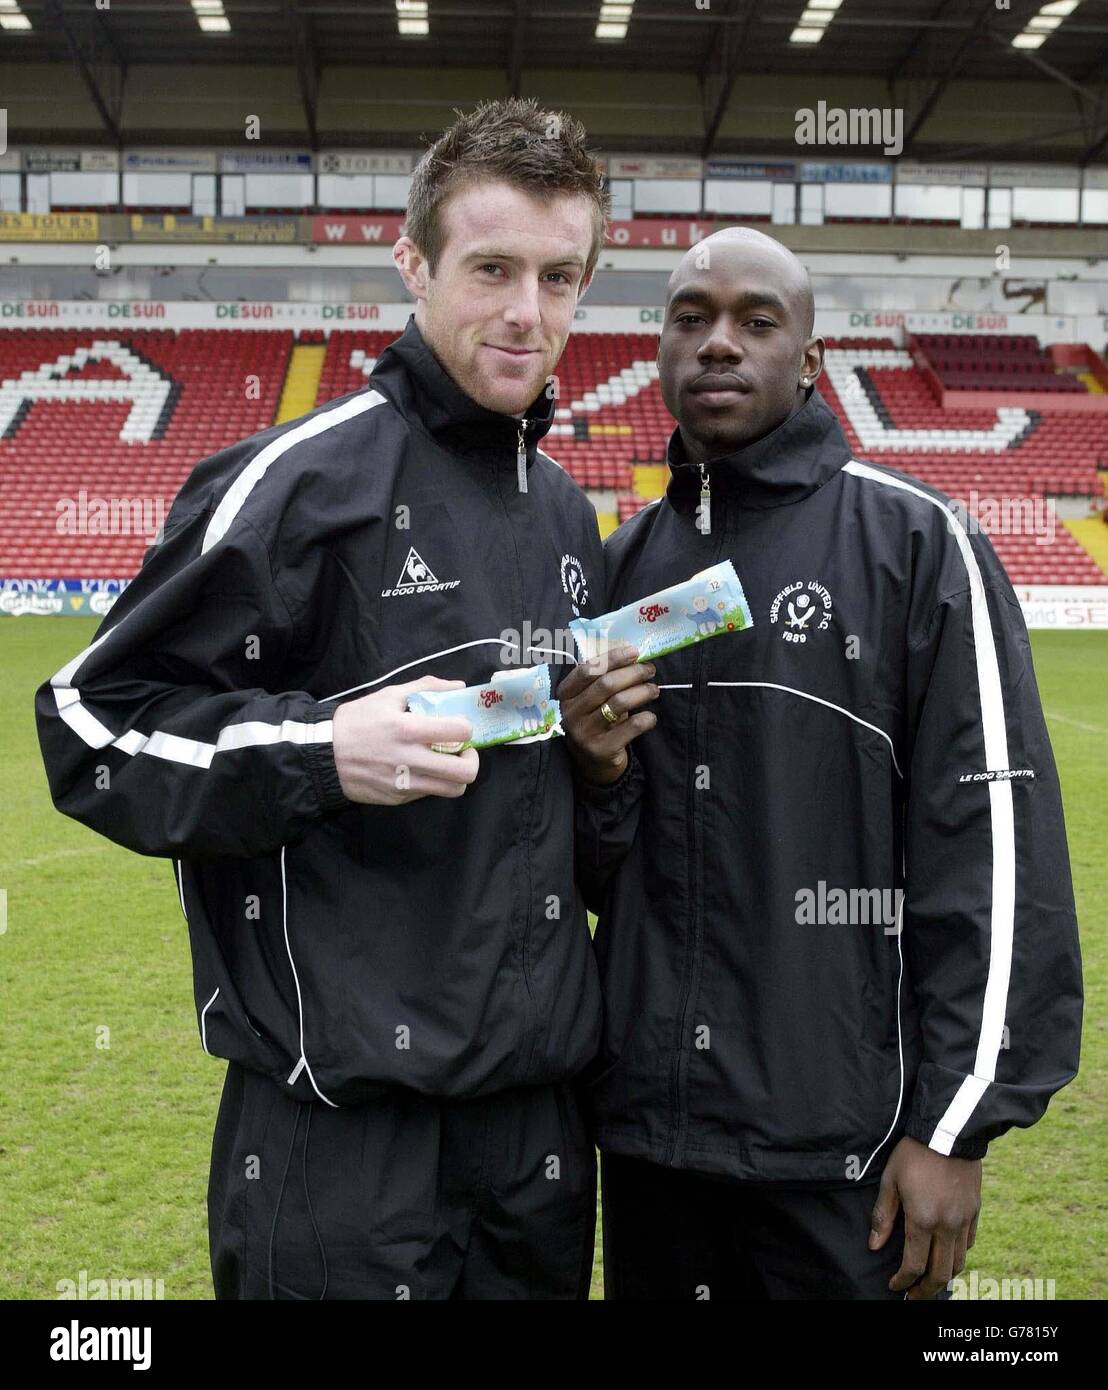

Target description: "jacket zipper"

left=698, top=459, right=711, bottom=536
left=516, top=420, right=529, bottom=494
left=667, top=474, right=725, bottom=1164
left=493, top=443, right=539, bottom=1071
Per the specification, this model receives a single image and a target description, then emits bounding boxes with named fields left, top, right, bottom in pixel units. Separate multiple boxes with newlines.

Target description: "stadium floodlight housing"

left=1012, top=0, right=1080, bottom=49
left=595, top=0, right=635, bottom=42
left=190, top=0, right=231, bottom=35
left=789, top=0, right=843, bottom=46
left=397, top=1, right=430, bottom=38
left=0, top=0, right=31, bottom=31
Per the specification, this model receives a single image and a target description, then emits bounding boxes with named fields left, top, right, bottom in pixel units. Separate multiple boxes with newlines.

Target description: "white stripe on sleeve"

left=48, top=391, right=384, bottom=765
left=843, top=460, right=1015, bottom=1151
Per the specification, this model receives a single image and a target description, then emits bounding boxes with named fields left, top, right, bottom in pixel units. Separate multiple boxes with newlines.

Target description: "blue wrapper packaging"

left=406, top=664, right=562, bottom=751
left=568, top=560, right=753, bottom=663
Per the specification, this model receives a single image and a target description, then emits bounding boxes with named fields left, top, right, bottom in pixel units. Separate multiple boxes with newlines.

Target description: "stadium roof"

left=5, top=0, right=1108, bottom=162
left=9, top=0, right=1104, bottom=77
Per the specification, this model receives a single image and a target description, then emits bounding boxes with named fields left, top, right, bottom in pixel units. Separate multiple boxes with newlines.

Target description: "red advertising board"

left=312, top=215, right=406, bottom=243
left=311, top=215, right=733, bottom=248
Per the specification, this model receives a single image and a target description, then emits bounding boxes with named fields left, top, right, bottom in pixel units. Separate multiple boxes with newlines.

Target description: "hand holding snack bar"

left=560, top=644, right=660, bottom=787
left=333, top=677, right=480, bottom=805
left=563, top=562, right=754, bottom=787
left=569, top=561, right=753, bottom=663
left=407, top=665, right=562, bottom=750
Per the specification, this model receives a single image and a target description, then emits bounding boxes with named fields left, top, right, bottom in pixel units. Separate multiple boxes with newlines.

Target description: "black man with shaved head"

left=560, top=227, right=1082, bottom=1300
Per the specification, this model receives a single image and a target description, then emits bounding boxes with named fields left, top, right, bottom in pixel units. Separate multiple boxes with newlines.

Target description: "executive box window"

left=48, top=171, right=119, bottom=208
left=243, top=173, right=314, bottom=210
left=0, top=173, right=21, bottom=213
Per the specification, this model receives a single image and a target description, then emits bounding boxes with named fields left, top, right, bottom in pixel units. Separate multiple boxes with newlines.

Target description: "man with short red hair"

left=38, top=99, right=611, bottom=1300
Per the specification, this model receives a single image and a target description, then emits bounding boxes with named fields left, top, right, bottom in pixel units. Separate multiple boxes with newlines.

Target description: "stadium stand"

left=1, top=326, right=1106, bottom=586
left=0, top=328, right=290, bottom=575
left=819, top=338, right=1106, bottom=584
left=913, top=333, right=1087, bottom=393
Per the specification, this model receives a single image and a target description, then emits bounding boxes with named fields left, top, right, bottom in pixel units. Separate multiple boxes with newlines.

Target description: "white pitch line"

left=7, top=845, right=112, bottom=869
left=1043, top=709, right=1108, bottom=736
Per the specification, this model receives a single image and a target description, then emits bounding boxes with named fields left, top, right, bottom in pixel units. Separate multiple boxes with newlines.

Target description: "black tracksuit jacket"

left=575, top=389, right=1083, bottom=1182
left=36, top=317, right=607, bottom=1108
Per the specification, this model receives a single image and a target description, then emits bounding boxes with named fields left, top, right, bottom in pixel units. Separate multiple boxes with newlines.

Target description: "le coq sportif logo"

left=381, top=546, right=462, bottom=598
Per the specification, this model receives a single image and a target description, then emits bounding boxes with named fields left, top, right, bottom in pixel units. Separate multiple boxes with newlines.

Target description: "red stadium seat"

left=2, top=327, right=1105, bottom=587
left=0, top=328, right=292, bottom=577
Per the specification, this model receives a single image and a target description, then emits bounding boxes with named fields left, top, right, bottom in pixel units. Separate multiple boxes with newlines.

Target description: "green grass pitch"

left=1, top=619, right=1103, bottom=1300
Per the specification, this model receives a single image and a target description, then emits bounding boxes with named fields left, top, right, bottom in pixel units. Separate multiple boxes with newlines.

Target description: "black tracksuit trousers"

left=601, top=1152, right=946, bottom=1301
left=208, top=1062, right=596, bottom=1300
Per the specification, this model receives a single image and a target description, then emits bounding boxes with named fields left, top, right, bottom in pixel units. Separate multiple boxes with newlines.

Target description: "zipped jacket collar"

left=371, top=314, right=556, bottom=477
left=665, top=387, right=852, bottom=514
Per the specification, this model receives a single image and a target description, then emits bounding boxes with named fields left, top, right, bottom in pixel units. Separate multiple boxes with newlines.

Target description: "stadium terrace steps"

left=0, top=327, right=1105, bottom=586
left=275, top=343, right=327, bottom=423
left=1066, top=518, right=1108, bottom=577
left=632, top=464, right=669, bottom=499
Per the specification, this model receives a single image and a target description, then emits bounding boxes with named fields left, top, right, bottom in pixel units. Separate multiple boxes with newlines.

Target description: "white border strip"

left=47, top=392, right=386, bottom=767
left=199, top=987, right=219, bottom=1056
left=321, top=638, right=513, bottom=702
left=280, top=845, right=338, bottom=1107
left=174, top=859, right=187, bottom=918
left=202, top=390, right=384, bottom=553
left=859, top=894, right=907, bottom=1179
left=707, top=680, right=904, bottom=780
left=843, top=459, right=1015, bottom=1154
